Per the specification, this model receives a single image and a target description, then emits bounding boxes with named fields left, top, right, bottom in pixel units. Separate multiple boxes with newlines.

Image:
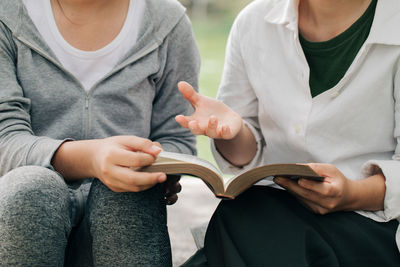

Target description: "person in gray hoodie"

left=0, top=0, right=200, bottom=266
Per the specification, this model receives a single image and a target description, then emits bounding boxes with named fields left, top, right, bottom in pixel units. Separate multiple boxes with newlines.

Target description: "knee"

left=87, top=180, right=171, bottom=266
left=0, top=166, right=69, bottom=218
left=89, top=179, right=165, bottom=213
left=0, top=167, right=71, bottom=265
left=88, top=179, right=167, bottom=230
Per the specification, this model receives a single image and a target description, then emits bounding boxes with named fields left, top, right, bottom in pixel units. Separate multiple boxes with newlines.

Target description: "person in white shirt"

left=177, top=0, right=400, bottom=266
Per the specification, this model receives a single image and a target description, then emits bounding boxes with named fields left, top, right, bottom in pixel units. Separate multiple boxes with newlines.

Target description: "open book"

left=141, top=151, right=324, bottom=199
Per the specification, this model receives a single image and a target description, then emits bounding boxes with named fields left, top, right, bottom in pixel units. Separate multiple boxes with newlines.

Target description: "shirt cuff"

left=210, top=119, right=264, bottom=175
left=356, top=160, right=400, bottom=222
left=26, top=137, right=73, bottom=171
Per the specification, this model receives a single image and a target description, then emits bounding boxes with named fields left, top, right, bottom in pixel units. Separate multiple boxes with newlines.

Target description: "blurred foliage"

left=177, top=0, right=252, bottom=165
left=179, top=0, right=251, bottom=18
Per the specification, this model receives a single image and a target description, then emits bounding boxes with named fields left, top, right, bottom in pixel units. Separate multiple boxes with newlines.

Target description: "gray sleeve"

left=150, top=15, right=200, bottom=155
left=0, top=22, right=66, bottom=176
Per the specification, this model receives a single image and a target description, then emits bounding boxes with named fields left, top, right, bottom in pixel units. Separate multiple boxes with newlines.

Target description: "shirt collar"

left=263, top=0, right=400, bottom=45
left=263, top=0, right=300, bottom=31
left=367, top=0, right=400, bottom=45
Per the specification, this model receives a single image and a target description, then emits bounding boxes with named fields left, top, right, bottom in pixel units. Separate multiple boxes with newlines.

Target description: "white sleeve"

left=359, top=159, right=400, bottom=222
left=211, top=120, right=264, bottom=175
left=357, top=64, right=400, bottom=223
left=211, top=16, right=266, bottom=174
left=359, top=158, right=400, bottom=253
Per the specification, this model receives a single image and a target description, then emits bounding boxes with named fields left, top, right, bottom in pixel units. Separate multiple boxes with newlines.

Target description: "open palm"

left=175, top=82, right=243, bottom=140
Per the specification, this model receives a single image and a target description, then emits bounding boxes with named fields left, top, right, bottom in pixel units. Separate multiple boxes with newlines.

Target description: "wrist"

left=52, top=141, right=72, bottom=174
left=342, top=178, right=360, bottom=211
left=344, top=173, right=386, bottom=211
left=214, top=120, right=257, bottom=167
left=84, top=139, right=101, bottom=178
left=228, top=119, right=246, bottom=141
left=53, top=139, right=98, bottom=180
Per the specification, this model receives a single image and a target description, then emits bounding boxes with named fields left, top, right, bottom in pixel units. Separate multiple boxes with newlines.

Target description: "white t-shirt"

left=23, top=0, right=144, bottom=91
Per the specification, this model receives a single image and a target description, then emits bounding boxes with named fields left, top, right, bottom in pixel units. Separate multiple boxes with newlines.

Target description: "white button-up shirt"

left=211, top=0, right=400, bottom=251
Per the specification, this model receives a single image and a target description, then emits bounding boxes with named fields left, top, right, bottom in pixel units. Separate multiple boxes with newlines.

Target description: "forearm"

left=52, top=140, right=97, bottom=181
left=214, top=123, right=257, bottom=167
left=346, top=173, right=386, bottom=211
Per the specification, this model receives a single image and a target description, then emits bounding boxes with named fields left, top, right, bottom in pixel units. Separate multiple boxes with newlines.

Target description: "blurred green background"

left=179, top=0, right=252, bottom=165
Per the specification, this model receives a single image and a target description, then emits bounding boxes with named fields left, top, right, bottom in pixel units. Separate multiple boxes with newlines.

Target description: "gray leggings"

left=0, top=166, right=172, bottom=267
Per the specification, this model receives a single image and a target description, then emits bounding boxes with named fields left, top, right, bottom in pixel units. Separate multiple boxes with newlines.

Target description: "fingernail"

left=150, top=145, right=162, bottom=153
left=158, top=174, right=167, bottom=182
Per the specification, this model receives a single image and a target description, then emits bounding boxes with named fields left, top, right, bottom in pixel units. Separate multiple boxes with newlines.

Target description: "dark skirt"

left=182, top=186, right=400, bottom=267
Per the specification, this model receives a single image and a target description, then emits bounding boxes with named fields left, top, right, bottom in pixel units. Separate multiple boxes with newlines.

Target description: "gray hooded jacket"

left=0, top=0, right=200, bottom=175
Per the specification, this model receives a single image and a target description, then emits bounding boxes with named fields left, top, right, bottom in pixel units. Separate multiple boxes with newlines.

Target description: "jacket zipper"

left=16, top=36, right=93, bottom=139
left=84, top=97, right=89, bottom=139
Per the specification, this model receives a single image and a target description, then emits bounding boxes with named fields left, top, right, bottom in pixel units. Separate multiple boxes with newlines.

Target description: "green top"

left=300, top=0, right=377, bottom=97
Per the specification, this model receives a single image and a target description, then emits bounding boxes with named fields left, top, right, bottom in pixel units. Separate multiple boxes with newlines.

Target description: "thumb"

left=178, top=81, right=199, bottom=107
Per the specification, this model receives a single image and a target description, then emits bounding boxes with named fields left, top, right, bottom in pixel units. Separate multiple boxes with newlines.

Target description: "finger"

left=167, top=174, right=181, bottom=182
left=175, top=115, right=190, bottom=128
left=274, top=178, right=332, bottom=213
left=112, top=166, right=166, bottom=190
left=99, top=171, right=135, bottom=193
left=175, top=182, right=182, bottom=193
left=165, top=181, right=182, bottom=197
left=129, top=170, right=167, bottom=186
left=165, top=175, right=181, bottom=187
left=118, top=136, right=162, bottom=156
left=220, top=125, right=233, bottom=139
left=274, top=177, right=322, bottom=203
left=178, top=81, right=200, bottom=107
left=277, top=179, right=325, bottom=211
left=188, top=120, right=205, bottom=135
left=297, top=178, right=333, bottom=196
left=153, top=142, right=162, bottom=148
left=205, top=116, right=219, bottom=138
left=164, top=175, right=181, bottom=194
left=111, top=150, right=156, bottom=168
left=166, top=194, right=178, bottom=205
left=274, top=176, right=298, bottom=191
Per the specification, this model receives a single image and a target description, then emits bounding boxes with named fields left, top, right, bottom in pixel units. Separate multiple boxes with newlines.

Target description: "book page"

left=224, top=163, right=324, bottom=197
left=158, top=151, right=222, bottom=176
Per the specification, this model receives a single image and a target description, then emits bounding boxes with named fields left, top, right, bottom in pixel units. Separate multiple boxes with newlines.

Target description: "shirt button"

left=295, top=125, right=302, bottom=134
left=331, top=91, right=340, bottom=98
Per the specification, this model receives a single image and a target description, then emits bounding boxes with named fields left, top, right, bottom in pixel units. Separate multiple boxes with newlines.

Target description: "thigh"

left=86, top=179, right=172, bottom=267
left=0, top=166, right=72, bottom=267
left=204, top=186, right=400, bottom=267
